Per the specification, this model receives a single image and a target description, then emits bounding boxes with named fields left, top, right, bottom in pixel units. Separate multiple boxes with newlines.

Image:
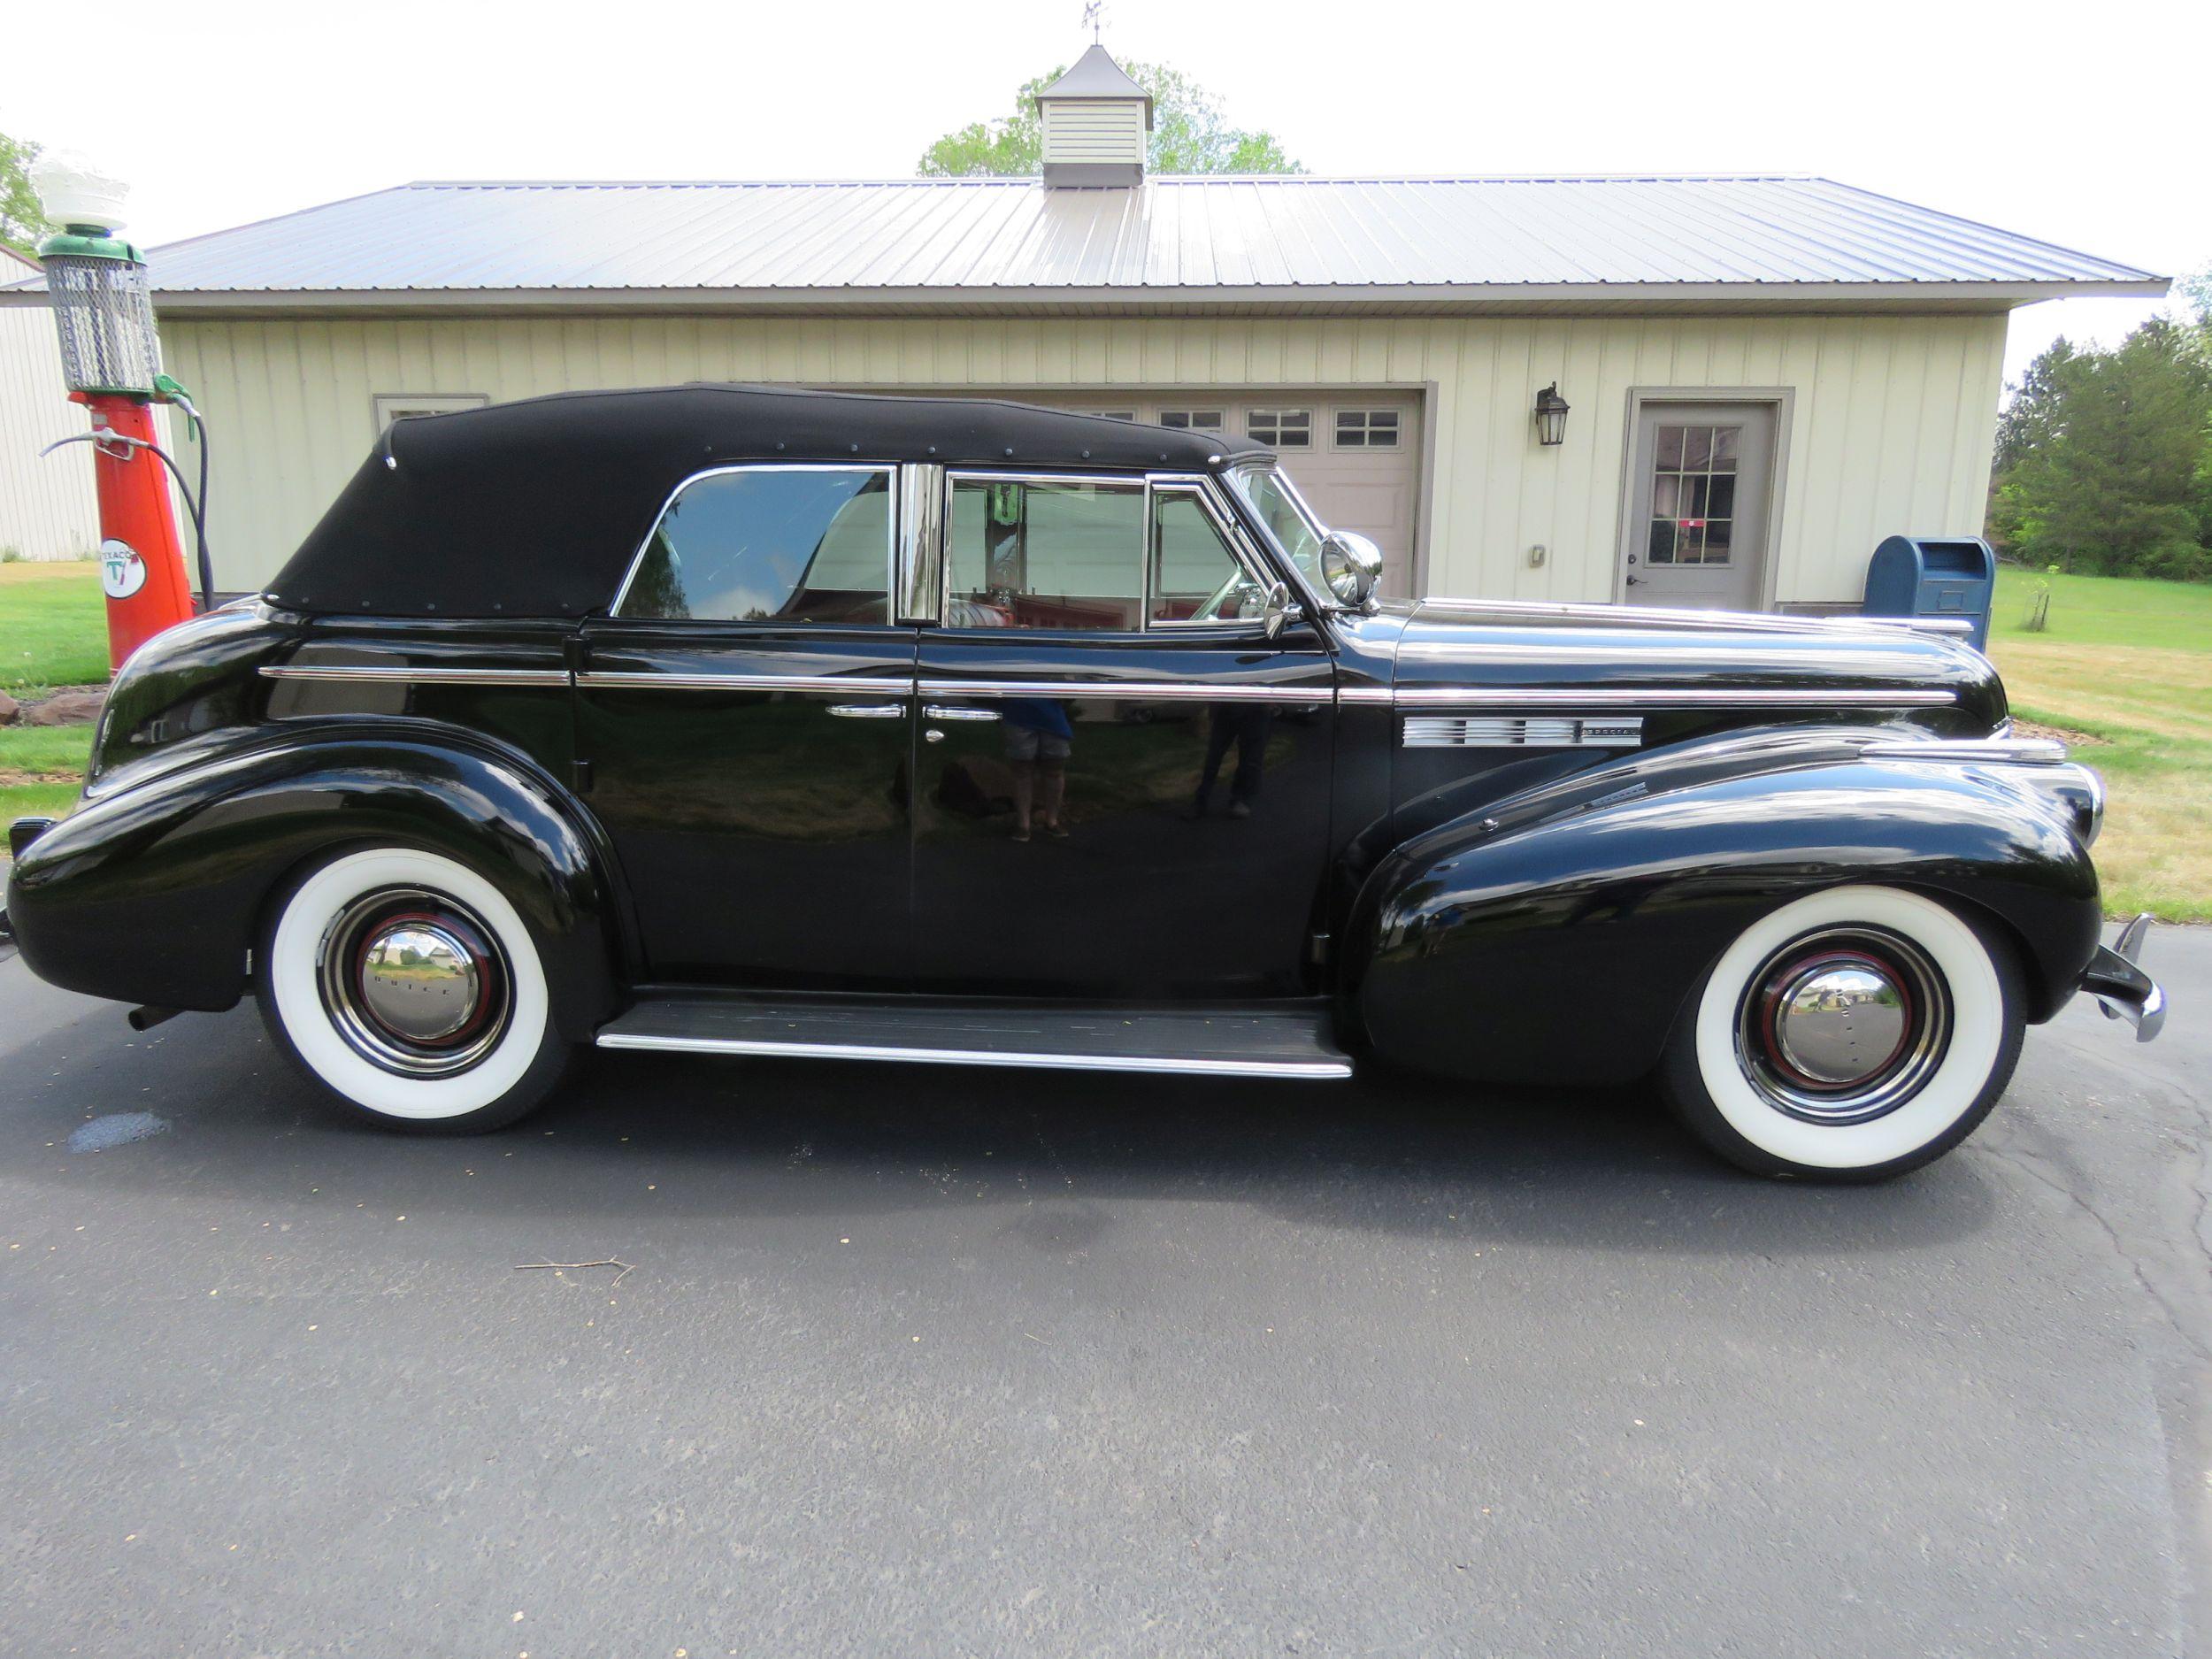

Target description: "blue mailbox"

left=1863, top=534, right=1998, bottom=649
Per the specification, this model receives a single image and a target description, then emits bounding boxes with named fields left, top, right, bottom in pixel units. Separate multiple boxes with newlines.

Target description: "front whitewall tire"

left=1663, top=885, right=2024, bottom=1179
left=261, top=847, right=571, bottom=1132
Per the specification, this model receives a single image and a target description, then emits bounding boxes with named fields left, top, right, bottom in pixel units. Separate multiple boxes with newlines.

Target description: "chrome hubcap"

left=357, top=919, right=483, bottom=1042
left=1772, top=964, right=1908, bottom=1086
left=318, top=888, right=511, bottom=1076
left=1736, top=927, right=1949, bottom=1125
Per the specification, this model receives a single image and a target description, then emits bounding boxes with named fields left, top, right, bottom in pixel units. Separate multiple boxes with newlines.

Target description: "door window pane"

left=1647, top=426, right=1740, bottom=569
left=1151, top=490, right=1260, bottom=623
left=1158, top=409, right=1225, bottom=433
left=946, top=478, right=1144, bottom=630
left=618, top=467, right=890, bottom=622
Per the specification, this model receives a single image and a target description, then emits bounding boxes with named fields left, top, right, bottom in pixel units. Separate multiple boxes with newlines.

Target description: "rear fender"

left=1342, top=759, right=2101, bottom=1087
left=6, top=725, right=623, bottom=1039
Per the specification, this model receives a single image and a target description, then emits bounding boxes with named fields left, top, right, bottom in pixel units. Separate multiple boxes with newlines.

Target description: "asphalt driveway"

left=2, top=928, right=2205, bottom=1657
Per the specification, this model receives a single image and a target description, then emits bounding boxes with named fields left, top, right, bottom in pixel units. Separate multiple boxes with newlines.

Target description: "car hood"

left=1379, top=599, right=2005, bottom=726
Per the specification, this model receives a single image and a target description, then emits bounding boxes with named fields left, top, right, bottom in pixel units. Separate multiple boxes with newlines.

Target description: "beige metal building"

left=1, top=49, right=2163, bottom=608
left=0, top=246, right=100, bottom=561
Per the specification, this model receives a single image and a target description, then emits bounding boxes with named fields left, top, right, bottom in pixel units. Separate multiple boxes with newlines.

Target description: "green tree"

left=0, top=130, right=52, bottom=259
left=918, top=62, right=1301, bottom=177
left=1990, top=319, right=2212, bottom=580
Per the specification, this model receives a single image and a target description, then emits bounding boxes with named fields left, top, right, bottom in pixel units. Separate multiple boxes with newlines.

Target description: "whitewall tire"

left=1660, top=885, right=2024, bottom=1179
left=258, top=847, right=574, bottom=1133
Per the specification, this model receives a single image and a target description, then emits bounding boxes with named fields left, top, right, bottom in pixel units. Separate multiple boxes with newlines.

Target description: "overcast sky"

left=8, top=0, right=2201, bottom=390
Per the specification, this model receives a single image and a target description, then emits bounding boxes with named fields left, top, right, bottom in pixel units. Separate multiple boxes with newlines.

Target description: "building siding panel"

left=159, top=310, right=2009, bottom=609
left=0, top=303, right=101, bottom=560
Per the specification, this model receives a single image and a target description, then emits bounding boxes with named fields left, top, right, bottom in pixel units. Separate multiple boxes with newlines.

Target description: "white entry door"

left=1621, top=401, right=1776, bottom=611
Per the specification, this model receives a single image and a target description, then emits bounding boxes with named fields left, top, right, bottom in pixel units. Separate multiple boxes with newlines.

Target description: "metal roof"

left=1036, top=45, right=1153, bottom=112
left=0, top=174, right=2165, bottom=315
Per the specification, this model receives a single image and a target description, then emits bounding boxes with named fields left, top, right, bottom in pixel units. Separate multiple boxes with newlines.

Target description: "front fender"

left=6, top=724, right=623, bottom=1039
left=1343, top=761, right=2101, bottom=1087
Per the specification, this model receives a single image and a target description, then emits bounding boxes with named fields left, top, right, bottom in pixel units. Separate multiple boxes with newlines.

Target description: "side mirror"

left=1261, top=580, right=1300, bottom=640
left=1320, top=531, right=1383, bottom=611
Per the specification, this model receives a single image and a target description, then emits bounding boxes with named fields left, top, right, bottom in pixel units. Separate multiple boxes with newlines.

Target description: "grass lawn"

left=1988, top=567, right=2212, bottom=923
left=0, top=559, right=108, bottom=699
left=0, top=562, right=105, bottom=836
left=0, top=724, right=95, bottom=835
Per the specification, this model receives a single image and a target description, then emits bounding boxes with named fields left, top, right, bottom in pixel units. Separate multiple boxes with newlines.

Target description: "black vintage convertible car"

left=4, top=386, right=2165, bottom=1177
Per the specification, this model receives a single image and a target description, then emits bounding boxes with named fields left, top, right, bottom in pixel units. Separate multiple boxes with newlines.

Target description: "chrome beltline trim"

left=1390, top=686, right=1959, bottom=709
left=577, top=671, right=912, bottom=694
left=917, top=678, right=1327, bottom=704
left=595, top=1031, right=1352, bottom=1079
left=263, top=665, right=1960, bottom=712
left=260, top=664, right=570, bottom=687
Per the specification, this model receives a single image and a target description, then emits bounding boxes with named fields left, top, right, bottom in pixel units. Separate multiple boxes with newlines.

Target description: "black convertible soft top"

left=268, top=383, right=1269, bottom=618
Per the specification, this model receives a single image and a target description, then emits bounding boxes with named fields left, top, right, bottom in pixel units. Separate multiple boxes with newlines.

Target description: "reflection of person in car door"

left=1002, top=698, right=1071, bottom=841
left=1190, top=703, right=1272, bottom=819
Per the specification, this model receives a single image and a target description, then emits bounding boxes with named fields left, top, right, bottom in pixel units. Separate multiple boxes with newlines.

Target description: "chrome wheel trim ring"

left=317, top=887, right=511, bottom=1078
left=1734, top=926, right=1950, bottom=1125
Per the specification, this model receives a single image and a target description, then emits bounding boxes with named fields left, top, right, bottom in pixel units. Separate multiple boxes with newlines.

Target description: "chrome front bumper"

left=2082, top=914, right=2166, bottom=1042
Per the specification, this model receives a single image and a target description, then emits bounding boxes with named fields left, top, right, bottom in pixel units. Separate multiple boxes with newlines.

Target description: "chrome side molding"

left=260, top=664, right=570, bottom=687
left=915, top=678, right=1326, bottom=705
left=578, top=672, right=911, bottom=695
left=594, top=1029, right=1353, bottom=1079
left=1419, top=596, right=1978, bottom=639
left=1860, top=736, right=2069, bottom=764
left=1391, top=686, right=1958, bottom=710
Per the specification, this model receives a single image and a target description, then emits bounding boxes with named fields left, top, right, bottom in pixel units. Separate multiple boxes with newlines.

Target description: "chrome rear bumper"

left=2082, top=914, right=2166, bottom=1042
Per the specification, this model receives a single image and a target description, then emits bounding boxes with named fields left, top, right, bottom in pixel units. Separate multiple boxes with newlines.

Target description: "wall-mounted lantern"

left=1532, top=382, right=1571, bottom=447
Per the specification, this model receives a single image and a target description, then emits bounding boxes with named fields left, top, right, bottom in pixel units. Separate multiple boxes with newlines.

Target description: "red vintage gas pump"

left=33, top=156, right=204, bottom=670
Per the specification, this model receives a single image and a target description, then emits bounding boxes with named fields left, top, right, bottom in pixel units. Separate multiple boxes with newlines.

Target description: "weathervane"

left=1083, top=1, right=1102, bottom=42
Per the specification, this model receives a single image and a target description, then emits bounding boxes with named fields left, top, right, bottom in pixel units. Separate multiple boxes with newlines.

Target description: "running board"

left=595, top=993, right=1354, bottom=1079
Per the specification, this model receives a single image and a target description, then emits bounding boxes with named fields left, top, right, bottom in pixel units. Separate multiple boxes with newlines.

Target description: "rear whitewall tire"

left=1661, top=885, right=2024, bottom=1179
left=260, top=847, right=573, bottom=1133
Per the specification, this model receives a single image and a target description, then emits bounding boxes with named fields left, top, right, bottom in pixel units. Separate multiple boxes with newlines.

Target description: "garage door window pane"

left=1333, top=410, right=1401, bottom=449
left=1246, top=409, right=1312, bottom=449
left=946, top=479, right=1144, bottom=630
left=1151, top=490, right=1258, bottom=624
left=618, top=467, right=890, bottom=622
left=1159, top=410, right=1225, bottom=433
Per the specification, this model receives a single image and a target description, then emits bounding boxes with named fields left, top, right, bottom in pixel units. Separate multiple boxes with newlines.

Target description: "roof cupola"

left=1033, top=45, right=1152, bottom=188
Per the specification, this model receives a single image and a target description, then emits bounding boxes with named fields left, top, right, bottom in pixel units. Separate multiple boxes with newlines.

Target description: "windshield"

left=1225, top=465, right=1331, bottom=597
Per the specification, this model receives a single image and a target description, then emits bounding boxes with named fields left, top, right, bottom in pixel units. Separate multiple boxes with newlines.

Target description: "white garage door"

left=1045, top=395, right=1423, bottom=597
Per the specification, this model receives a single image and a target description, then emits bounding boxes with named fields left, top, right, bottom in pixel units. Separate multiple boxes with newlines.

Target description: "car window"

left=945, top=478, right=1144, bottom=630
left=1151, top=488, right=1262, bottom=624
left=1225, top=465, right=1331, bottom=598
left=617, top=467, right=891, bottom=623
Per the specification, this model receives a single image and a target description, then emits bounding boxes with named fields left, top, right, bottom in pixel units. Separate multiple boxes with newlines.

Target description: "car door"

left=910, top=470, right=1337, bottom=997
left=573, top=463, right=918, bottom=987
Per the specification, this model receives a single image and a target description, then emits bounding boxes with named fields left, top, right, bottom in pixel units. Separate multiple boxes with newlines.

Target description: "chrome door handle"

left=826, top=702, right=907, bottom=719
left=921, top=704, right=1001, bottom=722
